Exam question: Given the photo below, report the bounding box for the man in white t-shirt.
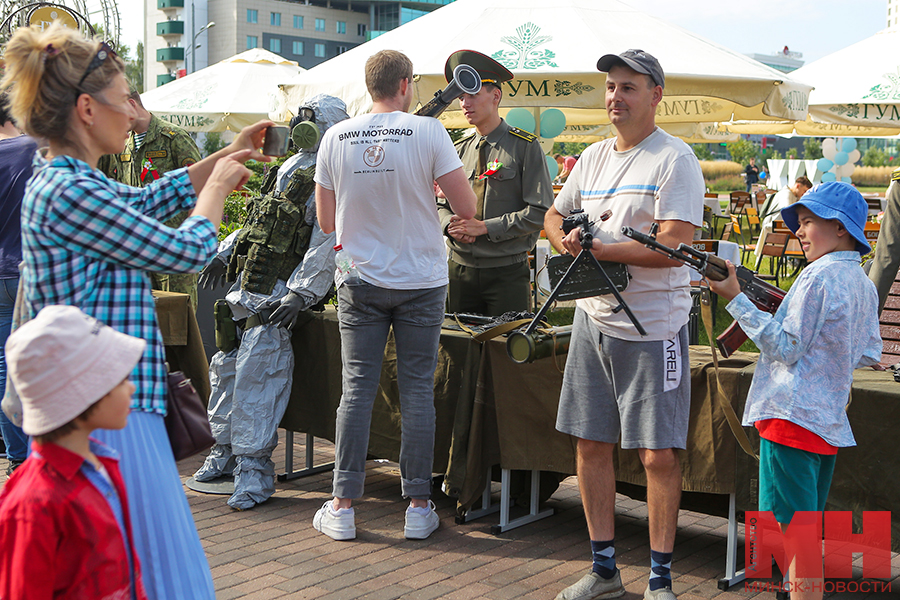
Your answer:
[312,50,476,542]
[545,50,704,600]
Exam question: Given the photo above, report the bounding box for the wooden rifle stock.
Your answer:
[621,227,786,357]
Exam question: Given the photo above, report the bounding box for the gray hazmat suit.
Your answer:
[193,95,349,510]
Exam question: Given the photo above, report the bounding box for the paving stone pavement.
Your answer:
[2,433,897,599]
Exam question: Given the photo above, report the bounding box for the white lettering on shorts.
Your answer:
[663,338,681,392]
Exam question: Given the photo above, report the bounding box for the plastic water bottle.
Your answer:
[333,244,360,285]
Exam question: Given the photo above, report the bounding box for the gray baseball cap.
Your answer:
[597,49,665,89]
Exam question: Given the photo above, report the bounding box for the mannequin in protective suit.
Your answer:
[193,95,350,510]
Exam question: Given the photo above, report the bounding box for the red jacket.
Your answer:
[0,440,147,600]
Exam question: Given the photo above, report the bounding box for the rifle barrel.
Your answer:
[621,227,704,270]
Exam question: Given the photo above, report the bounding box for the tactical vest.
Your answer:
[226,166,317,295]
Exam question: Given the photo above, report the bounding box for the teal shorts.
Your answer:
[759,437,837,524]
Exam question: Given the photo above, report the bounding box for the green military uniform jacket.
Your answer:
[869,166,900,313]
[98,114,203,305]
[437,119,553,268]
[99,114,201,186]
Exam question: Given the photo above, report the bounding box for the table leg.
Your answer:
[277,431,335,482]
[458,468,556,533]
[717,492,747,590]
[455,471,501,523]
[490,469,555,535]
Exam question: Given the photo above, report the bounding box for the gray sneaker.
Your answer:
[555,571,625,600]
[644,586,677,600]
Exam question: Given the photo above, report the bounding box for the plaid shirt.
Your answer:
[21,153,217,414]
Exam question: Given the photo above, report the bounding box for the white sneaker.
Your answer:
[313,501,356,540]
[404,500,440,539]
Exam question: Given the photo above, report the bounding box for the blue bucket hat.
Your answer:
[780,181,870,255]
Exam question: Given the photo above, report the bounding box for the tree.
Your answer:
[725,138,758,166]
[691,144,714,160]
[862,146,889,167]
[202,132,227,157]
[88,24,142,92]
[447,128,467,143]
[551,141,589,156]
[126,42,144,93]
[803,138,822,160]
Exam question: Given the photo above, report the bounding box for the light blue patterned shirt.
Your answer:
[21,152,217,414]
[726,251,882,447]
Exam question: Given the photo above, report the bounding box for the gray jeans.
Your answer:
[333,280,446,500]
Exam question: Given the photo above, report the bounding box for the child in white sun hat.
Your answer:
[0,305,148,600]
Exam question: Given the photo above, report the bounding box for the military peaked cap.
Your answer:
[444,50,513,87]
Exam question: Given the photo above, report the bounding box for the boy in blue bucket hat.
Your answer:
[708,181,882,600]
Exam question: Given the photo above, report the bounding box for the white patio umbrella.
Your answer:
[143,48,305,132]
[272,0,811,130]
[724,28,900,136]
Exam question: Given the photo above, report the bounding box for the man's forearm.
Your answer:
[544,207,565,253]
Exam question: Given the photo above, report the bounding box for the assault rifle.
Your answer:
[621,224,786,357]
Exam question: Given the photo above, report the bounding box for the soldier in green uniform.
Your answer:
[869,166,900,313]
[99,90,202,307]
[436,51,554,316]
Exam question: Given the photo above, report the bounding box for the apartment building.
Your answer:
[146,0,453,89]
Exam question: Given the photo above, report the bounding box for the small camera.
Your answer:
[561,209,591,235]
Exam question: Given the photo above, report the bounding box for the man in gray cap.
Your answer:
[545,50,704,600]
[436,50,553,316]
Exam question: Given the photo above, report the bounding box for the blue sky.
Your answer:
[118,0,888,67]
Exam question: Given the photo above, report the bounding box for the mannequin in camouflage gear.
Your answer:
[193,95,349,510]
[98,91,202,307]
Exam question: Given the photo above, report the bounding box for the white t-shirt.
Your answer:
[554,127,705,341]
[315,111,463,289]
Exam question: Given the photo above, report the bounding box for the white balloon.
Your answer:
[839,163,856,178]
[848,149,861,164]
[539,136,555,154]
[822,138,837,160]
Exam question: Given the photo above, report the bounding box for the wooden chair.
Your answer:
[745,206,761,238]
[719,221,733,241]
[863,195,883,216]
[755,190,767,211]
[730,215,755,264]
[729,191,751,216]
[772,219,807,277]
[755,232,790,288]
[703,192,728,237]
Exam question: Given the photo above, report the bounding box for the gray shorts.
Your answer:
[556,308,691,449]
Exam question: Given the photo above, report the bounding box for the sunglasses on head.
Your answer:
[77,41,117,90]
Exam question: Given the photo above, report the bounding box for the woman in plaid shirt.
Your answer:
[2,24,271,599]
